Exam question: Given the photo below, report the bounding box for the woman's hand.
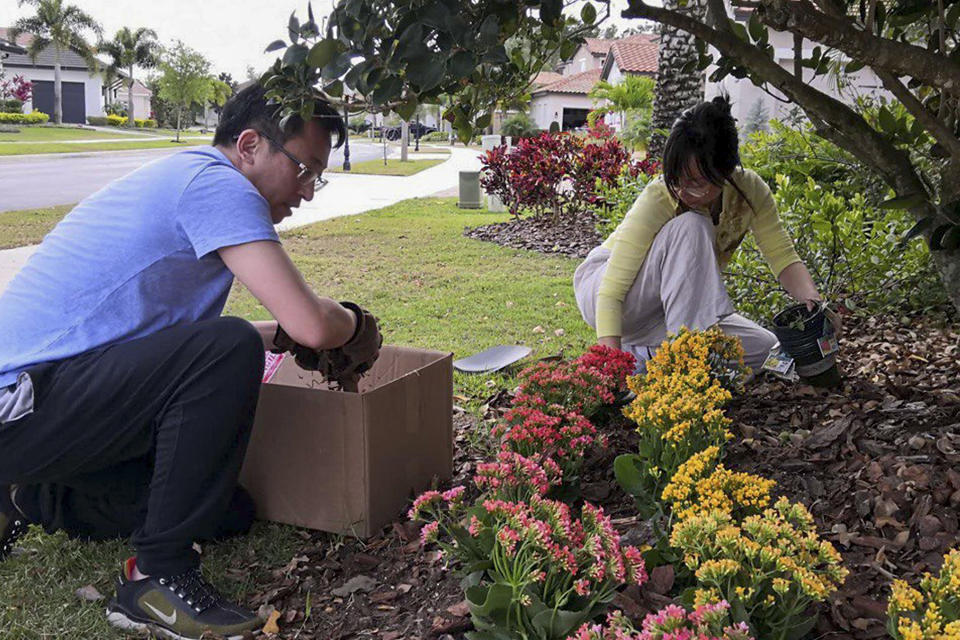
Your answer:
[804,298,843,339]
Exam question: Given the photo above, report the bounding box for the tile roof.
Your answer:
[531,70,563,87]
[533,69,602,95]
[609,36,659,74]
[584,33,658,58]
[584,38,616,56]
[0,27,96,71]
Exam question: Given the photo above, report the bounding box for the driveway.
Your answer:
[0,141,386,212]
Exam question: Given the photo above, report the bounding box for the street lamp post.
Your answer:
[342,96,351,172]
[415,113,420,152]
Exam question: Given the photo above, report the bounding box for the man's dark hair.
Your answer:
[662,94,751,213]
[213,83,346,149]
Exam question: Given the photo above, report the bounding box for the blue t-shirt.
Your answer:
[0,146,279,387]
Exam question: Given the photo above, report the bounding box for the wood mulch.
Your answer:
[463,212,603,258]
[243,300,959,639]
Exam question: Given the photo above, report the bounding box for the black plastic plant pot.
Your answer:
[771,302,842,388]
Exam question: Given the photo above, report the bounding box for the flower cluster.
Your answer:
[888,548,960,640]
[475,450,562,503]
[568,602,755,640]
[670,499,848,639]
[515,359,616,417]
[495,405,601,479]
[576,344,637,394]
[478,496,647,599]
[616,329,743,513]
[661,446,775,523]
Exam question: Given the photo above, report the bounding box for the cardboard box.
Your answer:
[239,345,454,537]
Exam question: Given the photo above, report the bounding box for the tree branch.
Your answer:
[622,0,924,197]
[757,0,960,92]
[874,68,960,159]
[705,0,732,32]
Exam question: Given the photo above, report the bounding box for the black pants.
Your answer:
[0,317,264,576]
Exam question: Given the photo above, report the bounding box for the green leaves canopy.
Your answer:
[259,0,608,140]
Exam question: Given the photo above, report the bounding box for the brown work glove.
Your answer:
[271,302,382,385]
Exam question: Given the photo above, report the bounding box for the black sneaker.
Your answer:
[0,485,28,561]
[106,558,262,640]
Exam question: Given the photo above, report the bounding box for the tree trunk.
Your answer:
[401,120,409,161]
[127,66,135,127]
[53,48,62,125]
[647,0,707,159]
[176,106,181,143]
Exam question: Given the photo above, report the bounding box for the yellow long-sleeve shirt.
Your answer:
[595,168,801,338]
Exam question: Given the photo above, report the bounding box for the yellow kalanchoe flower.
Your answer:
[671,502,848,639]
[888,549,960,640]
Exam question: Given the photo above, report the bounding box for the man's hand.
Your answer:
[334,302,382,377]
[272,302,382,389]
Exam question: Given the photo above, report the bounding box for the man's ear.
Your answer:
[235,129,263,166]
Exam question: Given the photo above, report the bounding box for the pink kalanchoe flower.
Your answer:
[576,345,637,393]
[441,485,466,503]
[419,521,440,545]
[574,578,591,596]
[408,490,441,520]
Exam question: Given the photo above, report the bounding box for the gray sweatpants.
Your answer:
[574,211,777,373]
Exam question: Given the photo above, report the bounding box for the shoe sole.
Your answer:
[0,517,28,561]
[106,601,253,640]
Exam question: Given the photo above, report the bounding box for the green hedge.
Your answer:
[0,99,23,114]
[92,114,157,128]
[0,111,50,125]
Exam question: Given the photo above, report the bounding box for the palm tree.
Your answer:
[588,75,655,125]
[98,27,159,127]
[646,0,707,159]
[11,0,101,125]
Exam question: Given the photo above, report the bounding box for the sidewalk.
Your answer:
[0,145,482,294]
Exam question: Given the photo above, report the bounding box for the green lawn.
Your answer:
[0,204,72,247]
[0,197,595,637]
[0,126,147,142]
[0,139,211,156]
[327,157,447,175]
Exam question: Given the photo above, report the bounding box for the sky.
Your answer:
[3,0,650,81]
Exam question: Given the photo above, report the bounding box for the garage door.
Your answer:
[32,80,86,124]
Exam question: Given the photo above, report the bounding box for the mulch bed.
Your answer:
[463,212,602,258]
[244,312,959,639]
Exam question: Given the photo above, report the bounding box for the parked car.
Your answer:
[377,122,438,141]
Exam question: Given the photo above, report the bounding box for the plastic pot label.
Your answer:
[817,334,839,358]
[762,346,798,381]
[263,351,286,383]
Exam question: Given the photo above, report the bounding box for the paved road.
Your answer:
[0,141,385,212]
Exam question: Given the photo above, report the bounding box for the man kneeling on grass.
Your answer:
[0,84,381,640]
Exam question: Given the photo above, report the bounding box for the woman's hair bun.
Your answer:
[710,94,732,116]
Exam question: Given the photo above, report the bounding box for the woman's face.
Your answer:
[676,158,724,211]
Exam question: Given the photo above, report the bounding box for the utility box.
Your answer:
[240,346,454,537]
[458,170,482,209]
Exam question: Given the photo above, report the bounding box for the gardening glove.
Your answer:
[329,301,383,378]
[271,303,382,388]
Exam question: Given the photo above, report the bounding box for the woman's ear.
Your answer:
[235,129,262,166]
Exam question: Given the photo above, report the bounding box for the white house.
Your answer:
[705,8,894,128]
[103,75,153,121]
[529,69,602,131]
[530,34,660,132]
[0,27,105,124]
